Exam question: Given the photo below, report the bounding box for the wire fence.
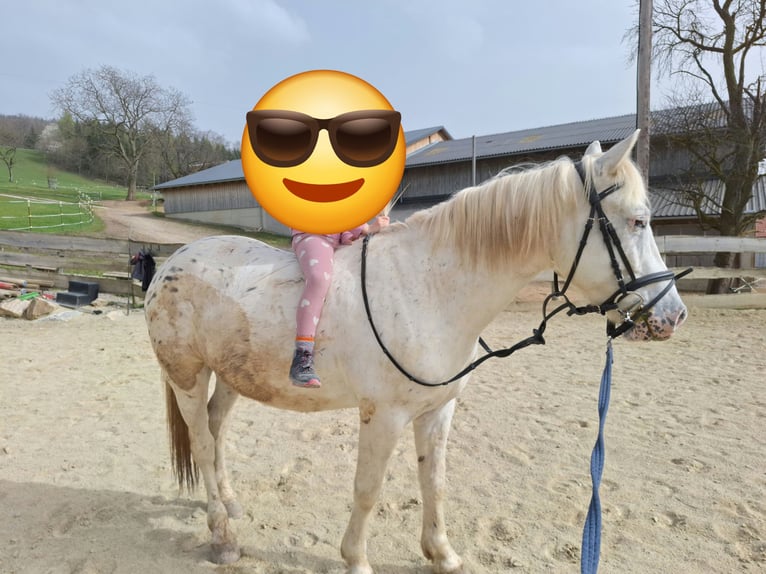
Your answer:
[15,180,105,202]
[0,191,96,231]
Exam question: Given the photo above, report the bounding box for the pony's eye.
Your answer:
[631,218,647,230]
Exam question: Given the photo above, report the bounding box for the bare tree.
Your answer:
[50,65,192,200]
[0,114,47,150]
[0,144,16,182]
[648,0,766,290]
[153,126,236,181]
[0,126,22,183]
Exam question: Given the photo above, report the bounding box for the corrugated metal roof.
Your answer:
[154,127,452,190]
[403,102,757,169]
[154,160,244,190]
[650,176,766,218]
[650,100,759,134]
[406,114,638,167]
[153,109,766,211]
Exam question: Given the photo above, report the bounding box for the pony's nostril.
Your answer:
[674,308,688,328]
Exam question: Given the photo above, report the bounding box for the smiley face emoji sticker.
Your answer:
[242,70,406,234]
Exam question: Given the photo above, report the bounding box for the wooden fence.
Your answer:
[0,230,183,298]
[1,231,765,308]
[658,236,766,309]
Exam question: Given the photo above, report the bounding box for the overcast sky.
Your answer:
[2,0,661,147]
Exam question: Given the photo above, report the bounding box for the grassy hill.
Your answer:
[0,148,132,233]
[0,149,290,247]
[0,148,129,199]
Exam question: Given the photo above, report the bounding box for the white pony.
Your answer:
[144,131,687,574]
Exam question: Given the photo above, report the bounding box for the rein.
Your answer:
[360,160,691,387]
[581,338,613,574]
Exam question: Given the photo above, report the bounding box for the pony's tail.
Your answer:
[164,373,199,492]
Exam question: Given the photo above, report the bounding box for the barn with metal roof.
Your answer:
[153,126,453,234]
[396,113,766,237]
[153,114,765,238]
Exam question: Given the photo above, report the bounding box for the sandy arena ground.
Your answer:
[1,296,764,573]
[1,202,764,572]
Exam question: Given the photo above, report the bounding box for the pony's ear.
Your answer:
[584,140,602,156]
[595,129,639,175]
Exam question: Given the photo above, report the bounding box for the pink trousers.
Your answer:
[292,234,335,340]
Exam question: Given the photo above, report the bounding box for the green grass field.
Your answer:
[0,148,130,199]
[0,148,136,232]
[0,195,95,231]
[0,148,291,247]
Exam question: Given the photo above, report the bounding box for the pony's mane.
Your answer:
[405,154,648,270]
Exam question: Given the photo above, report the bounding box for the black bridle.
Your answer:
[556,161,692,338]
[360,160,692,388]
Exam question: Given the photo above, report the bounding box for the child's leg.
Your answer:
[290,235,334,387]
[294,235,334,341]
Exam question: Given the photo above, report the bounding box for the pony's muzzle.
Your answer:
[621,305,687,341]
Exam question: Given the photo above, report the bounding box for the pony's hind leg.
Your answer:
[207,377,242,519]
[413,400,464,574]
[166,368,240,564]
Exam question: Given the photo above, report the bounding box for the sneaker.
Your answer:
[289,348,321,388]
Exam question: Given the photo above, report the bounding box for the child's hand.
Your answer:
[369,216,390,234]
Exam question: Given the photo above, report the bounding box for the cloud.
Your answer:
[383,0,485,63]
[440,16,484,62]
[224,0,310,45]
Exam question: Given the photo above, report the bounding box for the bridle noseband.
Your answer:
[360,160,692,387]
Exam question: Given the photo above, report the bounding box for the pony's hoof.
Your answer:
[435,566,466,574]
[433,557,466,574]
[345,566,373,574]
[224,499,243,519]
[211,542,241,564]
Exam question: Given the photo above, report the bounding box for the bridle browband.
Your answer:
[360,160,692,387]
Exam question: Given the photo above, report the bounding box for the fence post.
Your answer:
[27,199,32,230]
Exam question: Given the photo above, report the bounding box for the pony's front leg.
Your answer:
[341,403,409,574]
[414,399,464,574]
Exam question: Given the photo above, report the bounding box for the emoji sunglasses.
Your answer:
[246,109,401,168]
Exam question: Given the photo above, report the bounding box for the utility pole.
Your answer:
[636,0,653,184]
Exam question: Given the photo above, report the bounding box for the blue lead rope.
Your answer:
[581,339,614,574]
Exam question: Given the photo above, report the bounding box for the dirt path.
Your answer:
[91,200,230,244]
